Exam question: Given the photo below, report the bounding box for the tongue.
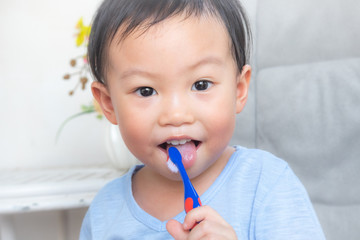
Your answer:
[169,141,197,168]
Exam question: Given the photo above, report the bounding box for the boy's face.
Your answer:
[92,15,251,180]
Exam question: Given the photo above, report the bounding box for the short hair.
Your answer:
[88,0,252,84]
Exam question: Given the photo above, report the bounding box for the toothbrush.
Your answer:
[168,147,202,213]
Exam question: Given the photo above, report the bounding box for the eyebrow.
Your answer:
[188,56,224,70]
[119,56,224,80]
[120,68,157,80]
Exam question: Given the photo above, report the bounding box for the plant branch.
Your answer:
[55,109,95,144]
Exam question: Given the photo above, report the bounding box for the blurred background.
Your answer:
[0,0,107,171]
[0,0,116,239]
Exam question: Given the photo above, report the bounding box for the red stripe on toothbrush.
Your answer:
[185,197,193,213]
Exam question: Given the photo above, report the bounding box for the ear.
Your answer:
[235,65,251,114]
[91,81,118,124]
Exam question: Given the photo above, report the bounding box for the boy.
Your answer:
[80,0,325,239]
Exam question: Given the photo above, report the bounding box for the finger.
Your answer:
[183,205,223,230]
[183,206,205,230]
[184,206,237,239]
[187,220,215,240]
[187,219,237,240]
[166,219,189,240]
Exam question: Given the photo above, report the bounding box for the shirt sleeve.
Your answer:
[79,210,92,240]
[255,166,326,240]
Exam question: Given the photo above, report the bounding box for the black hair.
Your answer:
[88,0,252,84]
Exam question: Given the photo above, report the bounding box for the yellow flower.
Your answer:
[75,17,91,47]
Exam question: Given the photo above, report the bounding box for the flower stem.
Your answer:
[55,109,95,144]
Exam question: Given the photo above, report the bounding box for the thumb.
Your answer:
[166,219,189,240]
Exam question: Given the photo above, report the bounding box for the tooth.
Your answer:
[167,140,179,145]
[166,139,191,146]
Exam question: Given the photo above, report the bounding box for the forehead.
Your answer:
[107,14,233,74]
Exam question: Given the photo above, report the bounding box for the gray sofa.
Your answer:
[232,0,360,239]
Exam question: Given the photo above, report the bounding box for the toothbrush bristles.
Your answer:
[167,159,179,173]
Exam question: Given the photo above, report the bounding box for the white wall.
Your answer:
[0,1,112,239]
[0,0,112,170]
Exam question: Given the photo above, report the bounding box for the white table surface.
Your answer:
[0,166,126,214]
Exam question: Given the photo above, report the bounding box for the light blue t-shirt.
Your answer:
[80,146,325,239]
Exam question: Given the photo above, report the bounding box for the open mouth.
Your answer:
[158,139,201,151]
[160,139,201,171]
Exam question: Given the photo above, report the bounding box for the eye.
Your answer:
[192,80,213,91]
[135,87,157,97]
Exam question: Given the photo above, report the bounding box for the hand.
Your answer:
[166,205,237,240]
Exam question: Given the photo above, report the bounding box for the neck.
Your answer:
[132,168,184,221]
[131,146,235,221]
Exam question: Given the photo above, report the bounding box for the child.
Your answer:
[80,0,325,239]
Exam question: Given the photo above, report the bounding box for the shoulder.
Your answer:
[93,171,128,202]
[79,166,139,239]
[89,166,138,209]
[231,146,290,186]
[232,147,325,239]
[87,166,137,220]
[232,146,307,206]
[222,146,299,215]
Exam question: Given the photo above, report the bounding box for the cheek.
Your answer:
[204,100,236,140]
[114,103,150,154]
[210,111,236,141]
[204,91,237,142]
[117,117,142,151]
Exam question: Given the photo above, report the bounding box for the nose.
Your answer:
[158,94,195,127]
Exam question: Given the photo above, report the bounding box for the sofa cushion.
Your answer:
[256,0,360,69]
[256,57,360,206]
[313,203,360,240]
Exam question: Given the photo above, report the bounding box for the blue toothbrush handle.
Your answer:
[168,147,202,213]
[178,166,202,213]
[178,161,202,230]
[183,177,202,213]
